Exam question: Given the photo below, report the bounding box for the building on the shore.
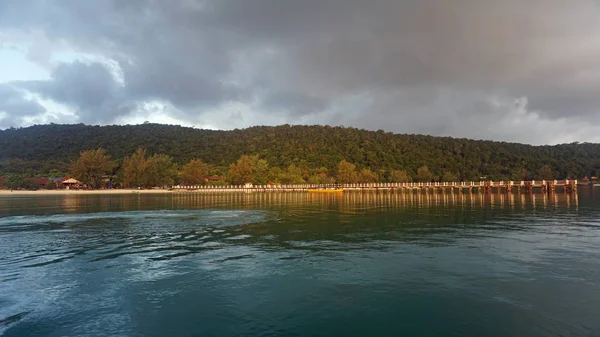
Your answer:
[60,178,82,190]
[53,177,66,188]
[24,178,51,189]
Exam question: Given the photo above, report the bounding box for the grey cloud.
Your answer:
[17,61,128,123]
[1,0,600,143]
[0,84,46,127]
[260,91,330,117]
[2,0,248,113]
[120,57,244,108]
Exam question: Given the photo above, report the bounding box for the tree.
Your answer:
[3,175,26,190]
[4,177,41,190]
[336,160,358,183]
[123,149,177,187]
[254,158,269,185]
[308,174,335,184]
[23,179,40,190]
[278,164,306,184]
[4,124,600,181]
[378,169,387,182]
[308,167,336,184]
[389,169,412,183]
[48,169,66,178]
[146,154,177,187]
[70,148,114,188]
[538,164,555,180]
[179,159,209,185]
[123,148,148,188]
[357,168,379,183]
[415,165,434,182]
[441,171,459,182]
[511,168,529,181]
[268,167,284,184]
[228,155,269,185]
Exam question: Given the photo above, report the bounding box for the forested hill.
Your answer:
[1,123,599,180]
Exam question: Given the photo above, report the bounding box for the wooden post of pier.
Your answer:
[565,180,577,193]
[541,180,548,194]
[484,180,492,194]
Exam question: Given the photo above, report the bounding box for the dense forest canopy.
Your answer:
[1,123,599,182]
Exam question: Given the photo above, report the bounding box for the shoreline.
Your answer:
[0,189,174,196]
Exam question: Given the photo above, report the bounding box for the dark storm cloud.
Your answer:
[17,61,129,123]
[120,56,245,108]
[1,0,600,143]
[261,91,330,116]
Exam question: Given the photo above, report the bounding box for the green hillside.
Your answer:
[0,123,598,181]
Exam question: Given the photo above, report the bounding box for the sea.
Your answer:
[1,190,599,336]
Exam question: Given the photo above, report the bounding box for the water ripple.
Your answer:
[1,193,599,337]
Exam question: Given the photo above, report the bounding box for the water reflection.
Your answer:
[0,191,595,266]
[0,190,584,219]
[165,191,581,216]
[0,191,590,259]
[1,191,600,337]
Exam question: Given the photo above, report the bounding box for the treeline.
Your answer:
[60,148,563,188]
[1,123,599,181]
[0,176,46,190]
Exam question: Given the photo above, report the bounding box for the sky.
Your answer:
[1,0,600,145]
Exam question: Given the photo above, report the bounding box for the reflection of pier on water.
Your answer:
[0,190,581,219]
[170,189,579,211]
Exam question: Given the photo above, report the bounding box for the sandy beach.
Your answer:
[0,189,175,196]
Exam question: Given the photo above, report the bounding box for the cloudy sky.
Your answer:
[1,0,600,144]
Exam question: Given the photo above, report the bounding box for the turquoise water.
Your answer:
[1,191,599,336]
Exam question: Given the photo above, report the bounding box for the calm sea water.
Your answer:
[1,190,600,337]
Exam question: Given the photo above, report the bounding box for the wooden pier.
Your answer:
[172,180,578,194]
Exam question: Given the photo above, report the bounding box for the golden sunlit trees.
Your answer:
[389,169,412,182]
[336,162,379,184]
[278,164,306,184]
[179,159,209,185]
[123,148,148,187]
[69,148,114,188]
[336,160,358,183]
[415,165,434,182]
[228,155,269,185]
[357,168,379,183]
[123,148,177,188]
[146,154,178,187]
[307,167,336,184]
